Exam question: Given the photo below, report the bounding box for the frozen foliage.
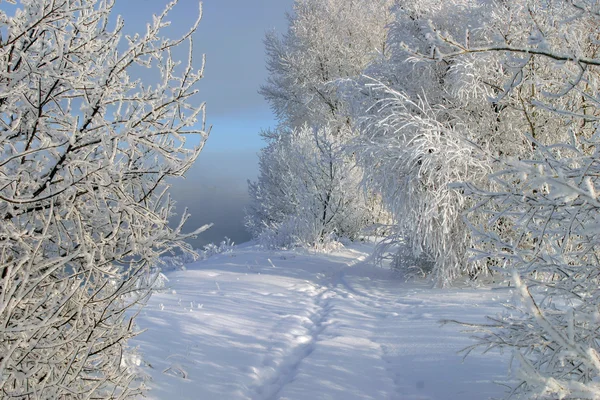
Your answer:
[354,83,493,285]
[349,0,595,285]
[158,238,235,272]
[0,0,207,398]
[260,0,394,129]
[428,0,600,397]
[247,0,393,250]
[246,125,379,249]
[202,237,235,259]
[462,140,600,399]
[348,0,510,285]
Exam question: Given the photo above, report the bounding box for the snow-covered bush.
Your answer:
[202,237,235,259]
[463,138,600,399]
[247,125,374,249]
[347,0,515,284]
[354,83,494,285]
[0,0,207,397]
[427,0,600,397]
[348,0,596,285]
[158,238,235,272]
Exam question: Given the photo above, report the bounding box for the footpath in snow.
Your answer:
[133,243,512,399]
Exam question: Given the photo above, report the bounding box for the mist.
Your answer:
[169,150,259,249]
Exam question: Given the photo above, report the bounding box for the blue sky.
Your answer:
[114,0,292,150]
[113,0,294,246]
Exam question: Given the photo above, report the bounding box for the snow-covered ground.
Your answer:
[133,243,512,399]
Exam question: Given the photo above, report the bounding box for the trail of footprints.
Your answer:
[251,262,424,399]
[251,284,336,400]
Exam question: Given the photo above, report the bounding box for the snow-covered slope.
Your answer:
[133,243,511,399]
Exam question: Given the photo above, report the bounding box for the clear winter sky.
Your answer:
[113,0,294,248]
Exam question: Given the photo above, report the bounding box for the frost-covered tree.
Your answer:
[246,125,378,249]
[462,140,600,399]
[425,0,600,397]
[348,0,515,284]
[0,0,207,397]
[247,0,393,248]
[353,83,494,284]
[261,0,394,130]
[349,0,591,284]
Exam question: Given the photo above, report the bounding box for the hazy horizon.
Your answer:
[114,0,293,249]
[169,149,260,249]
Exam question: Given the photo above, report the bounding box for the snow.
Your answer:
[133,242,512,399]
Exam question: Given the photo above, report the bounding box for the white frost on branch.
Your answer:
[0,0,207,397]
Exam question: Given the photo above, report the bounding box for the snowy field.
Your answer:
[133,243,513,399]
